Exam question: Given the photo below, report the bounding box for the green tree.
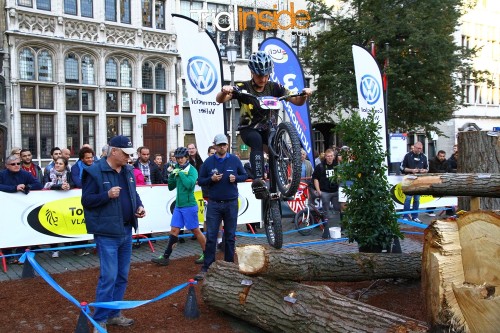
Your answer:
[302,0,481,133]
[335,109,402,251]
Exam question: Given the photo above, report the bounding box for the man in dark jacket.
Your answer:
[400,142,428,222]
[134,146,162,185]
[195,134,247,281]
[0,154,43,263]
[429,150,450,173]
[82,135,145,332]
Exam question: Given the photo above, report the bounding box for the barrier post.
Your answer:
[75,302,90,333]
[21,250,35,278]
[183,279,200,319]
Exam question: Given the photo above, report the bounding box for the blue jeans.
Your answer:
[93,226,133,322]
[404,195,421,219]
[202,199,238,272]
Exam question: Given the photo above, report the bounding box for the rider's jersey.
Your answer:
[234,81,289,130]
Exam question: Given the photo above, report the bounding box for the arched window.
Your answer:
[18,46,56,161]
[141,59,170,114]
[106,58,118,86]
[106,56,134,114]
[64,52,96,111]
[38,50,53,82]
[19,48,35,80]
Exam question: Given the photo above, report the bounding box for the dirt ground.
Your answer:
[0,233,425,333]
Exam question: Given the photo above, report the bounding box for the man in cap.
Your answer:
[81,135,146,332]
[194,134,247,281]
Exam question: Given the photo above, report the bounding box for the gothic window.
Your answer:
[19,47,54,110]
[106,56,133,113]
[21,114,54,159]
[107,116,133,143]
[37,0,51,10]
[64,52,96,111]
[64,0,77,15]
[142,60,170,114]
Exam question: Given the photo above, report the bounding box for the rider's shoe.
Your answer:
[251,178,269,200]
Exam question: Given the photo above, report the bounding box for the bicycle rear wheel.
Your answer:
[263,200,283,249]
[273,122,302,198]
[294,208,313,236]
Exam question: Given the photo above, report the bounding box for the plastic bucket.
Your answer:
[329,227,341,239]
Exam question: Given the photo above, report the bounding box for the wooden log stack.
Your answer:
[201,246,427,333]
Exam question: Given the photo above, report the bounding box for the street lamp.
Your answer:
[226,39,239,154]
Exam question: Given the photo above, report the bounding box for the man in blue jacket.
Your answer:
[194,134,247,281]
[81,135,146,332]
[0,154,43,193]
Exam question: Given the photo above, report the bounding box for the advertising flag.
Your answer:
[172,14,225,157]
[352,45,388,162]
[259,38,315,165]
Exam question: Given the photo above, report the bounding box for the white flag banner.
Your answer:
[172,15,225,156]
[352,45,388,159]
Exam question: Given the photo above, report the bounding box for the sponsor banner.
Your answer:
[352,45,388,163]
[0,183,261,248]
[259,38,315,165]
[172,14,225,157]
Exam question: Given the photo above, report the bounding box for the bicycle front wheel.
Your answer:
[273,122,302,198]
[294,208,313,236]
[263,200,283,249]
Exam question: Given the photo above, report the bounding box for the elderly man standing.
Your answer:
[82,135,146,332]
[400,141,428,222]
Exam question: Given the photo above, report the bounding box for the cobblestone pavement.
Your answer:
[0,213,431,282]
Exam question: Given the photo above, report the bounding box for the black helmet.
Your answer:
[248,51,273,76]
[174,147,189,158]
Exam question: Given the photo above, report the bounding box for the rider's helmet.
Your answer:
[174,147,189,158]
[248,51,273,76]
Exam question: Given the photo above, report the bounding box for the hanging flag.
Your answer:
[172,14,225,157]
[352,44,388,164]
[259,38,315,166]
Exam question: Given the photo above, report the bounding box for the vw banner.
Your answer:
[352,45,388,162]
[259,38,315,166]
[172,15,225,157]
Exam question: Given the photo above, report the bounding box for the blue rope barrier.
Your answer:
[397,218,427,229]
[396,207,448,215]
[19,251,194,333]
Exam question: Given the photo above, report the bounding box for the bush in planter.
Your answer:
[335,109,402,252]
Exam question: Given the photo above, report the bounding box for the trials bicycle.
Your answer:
[232,87,304,249]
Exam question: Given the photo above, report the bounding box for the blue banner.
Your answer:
[259,38,315,166]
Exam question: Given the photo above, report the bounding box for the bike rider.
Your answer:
[215,51,312,194]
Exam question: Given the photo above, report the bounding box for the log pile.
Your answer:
[201,246,427,333]
[422,211,500,333]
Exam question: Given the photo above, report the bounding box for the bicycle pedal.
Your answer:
[251,179,269,200]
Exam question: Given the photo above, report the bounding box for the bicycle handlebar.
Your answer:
[232,86,306,101]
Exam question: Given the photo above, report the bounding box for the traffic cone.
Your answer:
[74,302,90,333]
[183,279,200,319]
[21,253,35,279]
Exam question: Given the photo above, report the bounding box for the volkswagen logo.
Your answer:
[360,74,381,105]
[187,56,218,95]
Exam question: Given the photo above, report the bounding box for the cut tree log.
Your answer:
[401,173,500,197]
[201,260,428,333]
[422,212,500,333]
[458,130,500,210]
[235,245,421,281]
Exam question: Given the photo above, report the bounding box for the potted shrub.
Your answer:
[334,110,402,252]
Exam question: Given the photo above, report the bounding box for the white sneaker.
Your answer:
[427,213,436,217]
[93,322,106,333]
[52,251,60,258]
[413,218,422,223]
[107,315,134,326]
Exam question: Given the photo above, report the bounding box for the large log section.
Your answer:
[422,211,500,333]
[202,261,428,333]
[235,245,421,281]
[401,173,500,197]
